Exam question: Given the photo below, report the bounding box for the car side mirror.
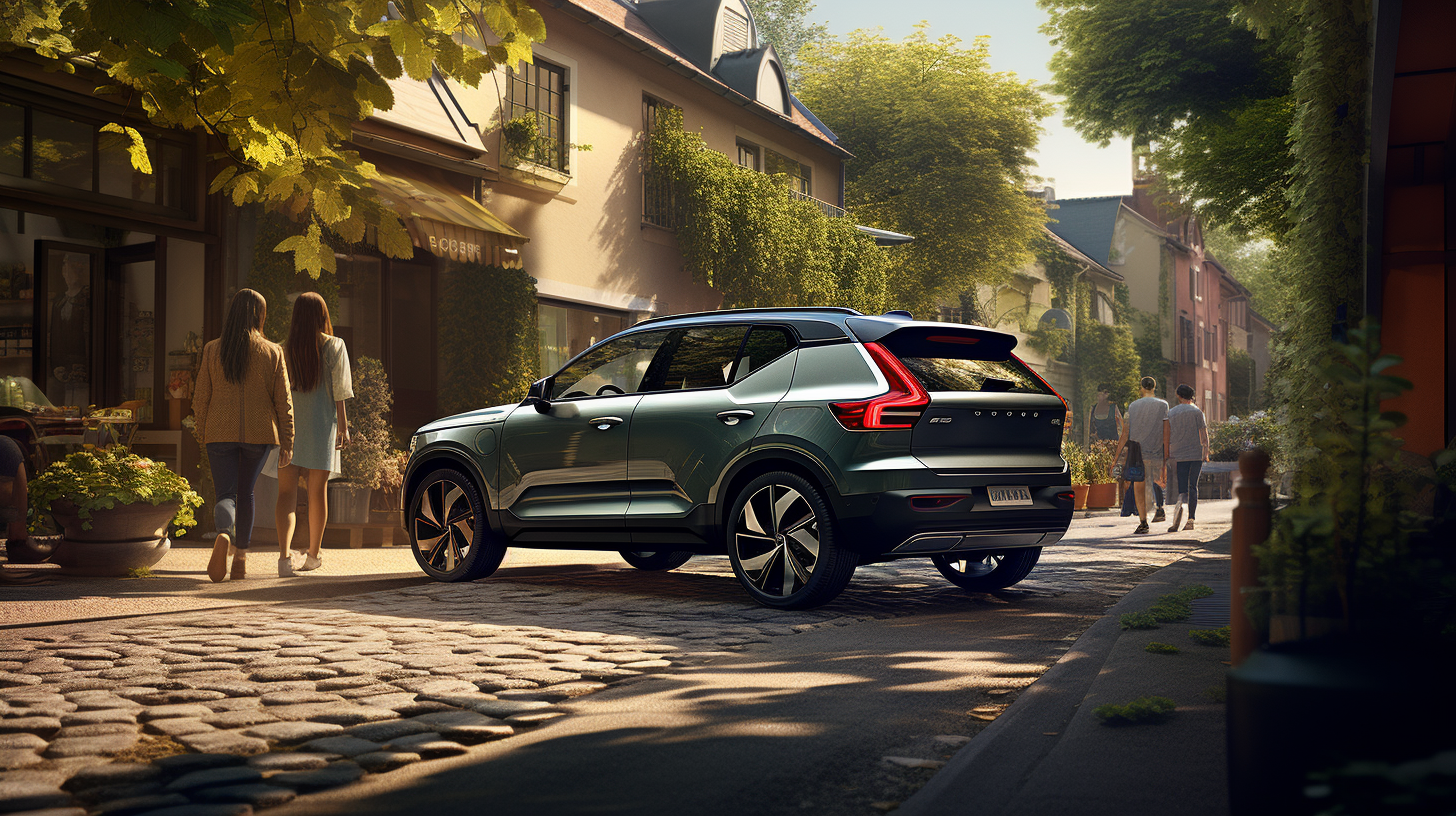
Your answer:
[524,377,553,414]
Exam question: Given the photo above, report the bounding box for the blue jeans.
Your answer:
[1175,460,1204,519]
[207,442,274,551]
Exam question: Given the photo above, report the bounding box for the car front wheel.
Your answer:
[930,548,1041,591]
[727,471,856,610]
[407,468,506,582]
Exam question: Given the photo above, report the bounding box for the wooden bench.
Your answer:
[329,520,405,549]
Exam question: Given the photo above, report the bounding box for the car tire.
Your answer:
[930,548,1042,591]
[727,471,856,610]
[619,550,694,571]
[407,468,505,582]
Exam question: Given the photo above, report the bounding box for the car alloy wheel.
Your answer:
[728,471,856,609]
[930,548,1042,591]
[407,468,505,582]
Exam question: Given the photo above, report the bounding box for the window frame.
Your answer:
[642,94,682,229]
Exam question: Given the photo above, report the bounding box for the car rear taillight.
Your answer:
[831,342,930,430]
[1013,353,1069,417]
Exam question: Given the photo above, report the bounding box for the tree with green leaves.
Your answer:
[1040,0,1296,240]
[744,0,827,81]
[2,0,545,277]
[796,26,1052,316]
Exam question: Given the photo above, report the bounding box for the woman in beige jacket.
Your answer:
[193,289,294,582]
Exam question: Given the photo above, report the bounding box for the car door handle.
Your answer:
[588,416,624,430]
[717,409,755,426]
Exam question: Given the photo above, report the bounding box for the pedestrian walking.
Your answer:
[1111,376,1169,534]
[193,289,293,582]
[273,293,352,577]
[1089,383,1123,443]
[1166,383,1209,532]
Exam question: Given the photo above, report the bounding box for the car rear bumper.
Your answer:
[833,483,1073,557]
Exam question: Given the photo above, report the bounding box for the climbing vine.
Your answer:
[437,262,539,417]
[647,107,887,312]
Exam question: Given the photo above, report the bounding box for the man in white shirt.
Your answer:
[1111,376,1169,534]
[1165,384,1210,532]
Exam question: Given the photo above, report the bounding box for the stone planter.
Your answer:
[1071,484,1089,510]
[1085,482,1118,509]
[46,499,178,576]
[50,498,180,542]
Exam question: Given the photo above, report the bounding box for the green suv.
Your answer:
[403,308,1073,609]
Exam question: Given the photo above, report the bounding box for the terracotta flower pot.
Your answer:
[1085,482,1118,509]
[1071,484,1089,510]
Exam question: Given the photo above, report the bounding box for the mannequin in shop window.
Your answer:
[49,253,90,406]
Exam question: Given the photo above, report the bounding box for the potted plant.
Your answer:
[334,356,393,523]
[1062,437,1089,510]
[1084,439,1118,509]
[1227,321,1456,815]
[29,446,202,575]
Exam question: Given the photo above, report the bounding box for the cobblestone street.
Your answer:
[1,505,1232,816]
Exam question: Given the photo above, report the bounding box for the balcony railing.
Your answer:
[789,188,847,218]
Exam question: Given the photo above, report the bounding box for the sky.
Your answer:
[814,0,1133,199]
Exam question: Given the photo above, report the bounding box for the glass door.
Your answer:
[104,242,162,424]
[36,241,103,410]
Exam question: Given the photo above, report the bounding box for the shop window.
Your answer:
[0,103,21,177]
[32,111,94,191]
[333,255,383,364]
[538,300,627,377]
[99,135,158,202]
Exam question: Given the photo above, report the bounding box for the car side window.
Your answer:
[731,326,794,382]
[644,325,750,392]
[551,330,669,400]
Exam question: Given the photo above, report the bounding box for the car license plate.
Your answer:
[987,486,1033,507]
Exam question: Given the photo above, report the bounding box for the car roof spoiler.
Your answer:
[844,317,1019,360]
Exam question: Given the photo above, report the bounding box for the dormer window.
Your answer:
[722,7,751,52]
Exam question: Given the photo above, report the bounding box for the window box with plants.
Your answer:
[498,116,585,193]
[30,446,202,576]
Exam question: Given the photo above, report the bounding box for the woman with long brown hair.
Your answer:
[274,292,351,576]
[193,288,293,582]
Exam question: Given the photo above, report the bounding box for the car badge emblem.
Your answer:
[1051,418,1062,426]
[929,416,952,424]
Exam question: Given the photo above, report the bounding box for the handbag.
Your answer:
[1123,441,1146,482]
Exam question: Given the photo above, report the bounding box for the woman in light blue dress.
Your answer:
[273,292,352,577]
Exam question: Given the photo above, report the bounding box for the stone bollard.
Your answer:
[1230,448,1270,667]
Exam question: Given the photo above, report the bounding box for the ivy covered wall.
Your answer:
[436,262,539,417]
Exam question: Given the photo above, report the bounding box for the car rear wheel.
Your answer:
[619,550,694,571]
[727,471,856,610]
[930,548,1041,591]
[407,468,505,582]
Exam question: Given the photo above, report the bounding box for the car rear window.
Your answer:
[896,356,1051,395]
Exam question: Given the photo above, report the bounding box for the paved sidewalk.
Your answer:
[899,531,1233,816]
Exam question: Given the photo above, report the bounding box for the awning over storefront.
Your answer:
[371,173,529,268]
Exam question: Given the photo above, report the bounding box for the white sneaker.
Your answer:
[278,555,296,578]
[1168,499,1185,533]
[299,554,322,572]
